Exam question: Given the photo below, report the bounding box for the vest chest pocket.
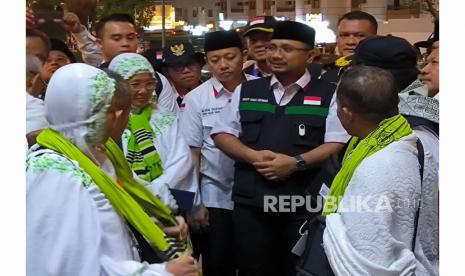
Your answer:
[291,117,325,148]
[240,112,264,143]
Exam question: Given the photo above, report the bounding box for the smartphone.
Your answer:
[31,3,63,21]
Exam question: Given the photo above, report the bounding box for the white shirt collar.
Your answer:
[211,74,255,97]
[270,69,311,91]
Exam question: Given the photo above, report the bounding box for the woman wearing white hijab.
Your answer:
[109,53,200,212]
[26,63,199,276]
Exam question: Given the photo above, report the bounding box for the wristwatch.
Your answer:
[294,154,307,171]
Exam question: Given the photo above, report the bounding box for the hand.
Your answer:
[110,109,130,141]
[40,61,59,83]
[54,12,84,33]
[29,74,47,98]
[253,153,297,181]
[163,216,189,240]
[165,255,200,276]
[189,205,209,233]
[26,8,39,29]
[250,150,277,163]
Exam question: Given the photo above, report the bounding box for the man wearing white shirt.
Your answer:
[59,12,179,114]
[211,21,349,276]
[179,30,254,276]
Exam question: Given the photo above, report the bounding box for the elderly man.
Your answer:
[322,65,438,275]
[211,21,347,276]
[351,35,439,178]
[242,16,277,77]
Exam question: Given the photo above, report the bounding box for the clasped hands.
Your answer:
[251,150,298,181]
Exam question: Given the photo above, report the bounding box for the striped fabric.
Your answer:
[126,105,164,182]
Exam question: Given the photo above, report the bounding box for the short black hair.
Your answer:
[337,65,399,123]
[26,28,51,52]
[96,13,136,38]
[338,11,378,33]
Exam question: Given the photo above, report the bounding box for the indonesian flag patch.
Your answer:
[303,96,321,106]
[250,16,265,26]
[156,51,163,60]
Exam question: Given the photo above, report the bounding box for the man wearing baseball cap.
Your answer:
[212,21,348,276]
[161,42,206,106]
[242,16,277,77]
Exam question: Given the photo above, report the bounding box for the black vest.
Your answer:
[233,76,336,208]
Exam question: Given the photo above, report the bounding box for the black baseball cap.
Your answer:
[162,42,205,66]
[243,16,278,37]
[351,35,418,70]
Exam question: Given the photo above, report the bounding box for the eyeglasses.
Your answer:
[265,45,311,54]
[169,61,200,73]
[128,80,157,91]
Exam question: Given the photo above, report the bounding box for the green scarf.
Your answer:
[126,105,164,182]
[36,128,185,259]
[322,115,413,216]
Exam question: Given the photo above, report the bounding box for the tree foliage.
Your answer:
[27,0,158,30]
[97,0,158,30]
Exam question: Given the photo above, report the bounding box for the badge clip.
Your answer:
[298,124,306,136]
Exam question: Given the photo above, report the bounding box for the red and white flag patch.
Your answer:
[303,96,321,106]
[250,16,265,26]
[156,51,163,60]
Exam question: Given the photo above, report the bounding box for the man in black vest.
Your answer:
[211,21,348,276]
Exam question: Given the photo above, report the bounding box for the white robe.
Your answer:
[122,109,200,211]
[323,134,439,276]
[26,146,173,276]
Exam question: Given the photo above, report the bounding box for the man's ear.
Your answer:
[96,38,103,50]
[341,106,354,122]
[306,49,316,64]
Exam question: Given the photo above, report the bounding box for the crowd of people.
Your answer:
[26,7,439,276]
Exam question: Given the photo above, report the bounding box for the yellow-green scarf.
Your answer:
[322,115,413,216]
[126,105,164,182]
[37,128,185,259]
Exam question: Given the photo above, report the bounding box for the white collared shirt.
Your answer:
[179,74,257,210]
[210,70,350,143]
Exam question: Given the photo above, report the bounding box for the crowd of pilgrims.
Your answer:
[26,7,439,276]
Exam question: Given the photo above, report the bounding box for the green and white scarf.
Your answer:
[322,114,413,215]
[126,105,164,182]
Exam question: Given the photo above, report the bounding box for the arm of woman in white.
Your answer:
[26,160,172,276]
[322,142,428,276]
[150,111,200,206]
[156,73,180,114]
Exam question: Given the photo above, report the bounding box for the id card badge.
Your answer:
[291,230,308,256]
[319,183,330,202]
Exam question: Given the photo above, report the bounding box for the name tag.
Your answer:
[291,230,308,256]
[319,183,330,200]
[242,97,268,103]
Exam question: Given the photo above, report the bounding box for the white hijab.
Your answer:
[44,63,116,161]
[108,52,156,80]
